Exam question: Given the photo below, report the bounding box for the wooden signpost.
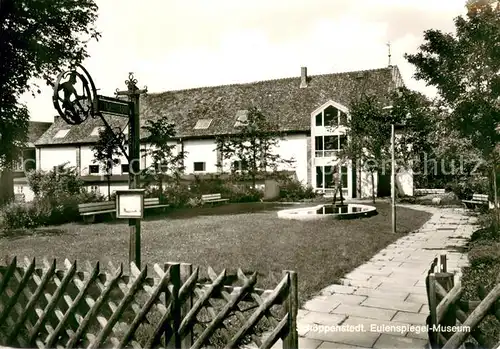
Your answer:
[53,66,147,269]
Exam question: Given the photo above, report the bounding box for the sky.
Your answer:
[22,0,468,122]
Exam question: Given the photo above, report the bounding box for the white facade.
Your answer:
[30,106,413,201]
[216,134,308,184]
[270,134,308,184]
[37,147,78,171]
[32,136,309,199]
[184,139,218,174]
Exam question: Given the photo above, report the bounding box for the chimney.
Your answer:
[300,66,308,88]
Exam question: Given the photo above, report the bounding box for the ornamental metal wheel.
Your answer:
[52,65,98,125]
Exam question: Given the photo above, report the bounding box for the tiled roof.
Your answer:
[26,121,52,147]
[35,66,403,146]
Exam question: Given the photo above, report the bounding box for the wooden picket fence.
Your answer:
[426,255,500,349]
[0,257,298,349]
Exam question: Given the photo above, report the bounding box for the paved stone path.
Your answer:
[280,205,476,348]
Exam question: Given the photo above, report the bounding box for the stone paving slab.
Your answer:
[303,298,341,313]
[320,284,357,295]
[317,342,366,349]
[293,206,474,348]
[338,278,383,289]
[406,328,430,340]
[353,287,410,301]
[305,327,381,348]
[406,293,429,305]
[392,311,429,325]
[377,283,428,295]
[301,311,347,326]
[321,294,368,305]
[331,304,397,321]
[373,334,428,348]
[360,297,423,313]
[341,316,413,337]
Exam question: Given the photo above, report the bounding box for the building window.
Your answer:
[121,164,129,174]
[194,119,212,130]
[234,110,249,127]
[324,106,337,127]
[193,162,206,172]
[339,111,348,125]
[314,135,347,157]
[232,160,248,171]
[315,113,322,127]
[13,158,24,171]
[341,166,348,188]
[53,129,70,139]
[314,105,347,128]
[316,166,323,188]
[89,165,99,174]
[91,185,99,193]
[316,165,349,190]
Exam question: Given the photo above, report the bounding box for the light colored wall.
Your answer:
[360,169,378,199]
[397,169,413,196]
[184,139,218,174]
[38,147,78,171]
[36,135,308,188]
[270,134,308,184]
[218,135,307,184]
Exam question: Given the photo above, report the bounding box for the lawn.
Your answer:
[0,202,431,303]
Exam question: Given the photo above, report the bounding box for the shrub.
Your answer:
[445,176,489,200]
[468,241,500,267]
[188,175,231,197]
[27,164,84,199]
[226,185,263,203]
[279,179,316,201]
[162,183,193,208]
[0,202,40,230]
[0,165,106,228]
[460,189,500,343]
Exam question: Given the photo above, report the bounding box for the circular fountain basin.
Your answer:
[277,203,377,220]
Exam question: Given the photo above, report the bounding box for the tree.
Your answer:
[389,87,435,170]
[142,116,186,200]
[91,127,124,200]
[0,0,99,202]
[215,107,295,189]
[416,100,485,191]
[338,88,434,202]
[339,95,392,202]
[405,0,500,215]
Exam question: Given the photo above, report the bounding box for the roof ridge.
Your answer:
[144,66,393,96]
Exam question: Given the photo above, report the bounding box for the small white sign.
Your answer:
[116,189,145,219]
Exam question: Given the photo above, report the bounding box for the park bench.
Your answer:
[201,193,229,205]
[462,193,489,210]
[78,197,169,223]
[414,188,446,196]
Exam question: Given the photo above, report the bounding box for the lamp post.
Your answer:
[383,105,396,234]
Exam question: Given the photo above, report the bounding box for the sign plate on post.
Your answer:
[97,95,130,117]
[116,189,145,219]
